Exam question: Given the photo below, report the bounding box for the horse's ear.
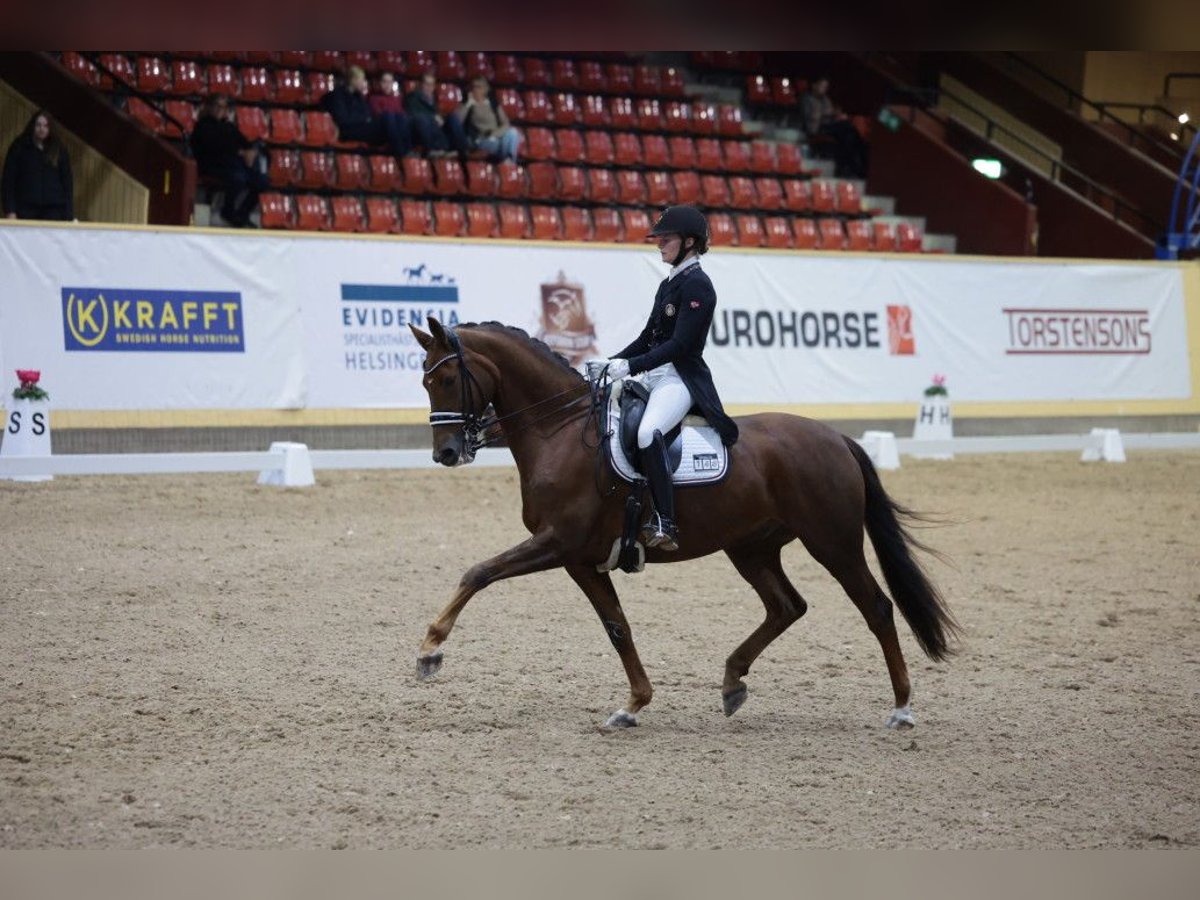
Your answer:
[409,324,435,350]
[426,316,449,345]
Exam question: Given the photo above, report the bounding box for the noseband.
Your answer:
[424,328,492,456]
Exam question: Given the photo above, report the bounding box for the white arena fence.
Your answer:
[3,432,1200,485]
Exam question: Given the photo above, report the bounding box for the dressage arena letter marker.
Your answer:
[860,431,901,470]
[257,442,316,487]
[1,398,53,482]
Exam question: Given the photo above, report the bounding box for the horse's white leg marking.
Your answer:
[604,707,638,728]
[886,705,915,729]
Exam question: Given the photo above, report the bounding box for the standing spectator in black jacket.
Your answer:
[190,94,268,228]
[322,65,412,158]
[403,72,469,158]
[2,109,74,221]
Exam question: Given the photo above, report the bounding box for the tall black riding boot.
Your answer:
[638,430,679,551]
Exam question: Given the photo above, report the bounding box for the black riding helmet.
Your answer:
[648,205,709,265]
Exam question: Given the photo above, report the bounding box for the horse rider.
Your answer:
[591,205,739,551]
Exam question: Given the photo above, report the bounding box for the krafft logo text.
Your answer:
[1003,308,1151,355]
[886,305,915,355]
[62,288,245,352]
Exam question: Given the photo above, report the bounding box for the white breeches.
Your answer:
[636,364,693,449]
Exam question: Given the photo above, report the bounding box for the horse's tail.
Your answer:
[843,436,961,661]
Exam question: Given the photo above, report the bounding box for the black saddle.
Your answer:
[617,380,705,475]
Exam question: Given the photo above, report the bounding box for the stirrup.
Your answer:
[640,512,679,552]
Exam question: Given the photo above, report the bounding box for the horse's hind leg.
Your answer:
[828,554,915,729]
[722,541,807,717]
[566,564,652,728]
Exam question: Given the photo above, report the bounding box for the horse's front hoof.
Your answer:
[604,708,638,728]
[416,649,444,680]
[722,686,748,717]
[886,706,915,730]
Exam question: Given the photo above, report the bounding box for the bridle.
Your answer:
[424,327,598,460]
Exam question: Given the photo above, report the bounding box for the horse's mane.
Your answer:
[457,321,585,383]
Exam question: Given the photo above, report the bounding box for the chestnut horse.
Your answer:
[410,318,959,729]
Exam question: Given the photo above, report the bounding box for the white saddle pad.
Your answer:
[606,379,730,486]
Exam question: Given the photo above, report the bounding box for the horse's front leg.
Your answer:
[565,564,652,728]
[416,531,562,679]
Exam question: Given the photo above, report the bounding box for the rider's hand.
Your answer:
[606,358,630,380]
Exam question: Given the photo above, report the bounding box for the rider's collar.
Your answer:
[669,256,701,281]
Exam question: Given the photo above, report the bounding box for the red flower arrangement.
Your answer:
[13,369,49,401]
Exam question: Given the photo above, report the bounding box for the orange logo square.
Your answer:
[887,305,915,355]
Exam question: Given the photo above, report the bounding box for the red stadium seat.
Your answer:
[818,218,846,250]
[496,161,528,198]
[642,134,670,168]
[562,207,593,241]
[98,53,134,90]
[690,101,717,135]
[493,54,521,85]
[554,129,585,163]
[722,140,750,172]
[345,51,376,74]
[522,57,550,87]
[170,59,204,95]
[619,208,651,243]
[897,222,924,252]
[737,215,766,247]
[581,94,610,128]
[404,51,433,75]
[437,82,463,117]
[378,51,406,74]
[432,201,466,237]
[334,153,368,190]
[365,197,399,233]
[277,51,311,68]
[783,179,811,212]
[295,194,331,231]
[616,170,647,205]
[558,166,587,201]
[661,66,686,98]
[258,193,295,229]
[579,61,607,93]
[700,174,730,208]
[432,158,466,195]
[745,75,771,106]
[268,148,301,186]
[614,132,642,167]
[592,208,624,242]
[436,51,465,81]
[273,69,306,104]
[716,104,744,137]
[136,56,170,93]
[873,221,898,251]
[775,143,804,176]
[728,176,757,209]
[666,136,696,169]
[60,52,100,87]
[646,170,675,207]
[607,63,634,95]
[835,181,863,215]
[310,51,344,72]
[523,90,552,124]
[671,171,701,204]
[586,168,616,203]
[399,199,432,235]
[609,96,636,130]
[498,203,531,238]
[527,161,559,200]
[240,66,273,102]
[633,64,661,96]
[235,106,268,142]
[466,202,499,238]
[845,219,873,251]
[708,212,736,246]
[635,98,663,131]
[770,76,798,106]
[465,160,498,197]
[297,151,334,188]
[584,131,614,165]
[530,205,563,240]
[694,138,722,171]
[368,154,400,192]
[302,111,339,147]
[400,157,433,194]
[763,216,794,249]
[551,92,581,126]
[494,88,526,122]
[307,72,337,106]
[207,64,239,96]
[749,141,775,173]
[126,98,163,133]
[754,177,783,210]
[163,100,196,138]
[523,127,555,161]
[810,180,835,214]
[663,101,691,133]
[331,196,365,232]
[268,109,303,145]
[464,51,494,81]
[793,218,819,249]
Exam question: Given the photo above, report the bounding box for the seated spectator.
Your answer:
[801,75,868,179]
[457,76,521,162]
[403,72,469,158]
[190,94,268,228]
[323,65,412,158]
[2,109,74,221]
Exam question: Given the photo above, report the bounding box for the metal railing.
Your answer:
[70,52,193,156]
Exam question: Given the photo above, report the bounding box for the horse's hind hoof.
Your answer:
[416,650,444,680]
[604,708,638,728]
[886,706,915,730]
[723,686,748,717]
